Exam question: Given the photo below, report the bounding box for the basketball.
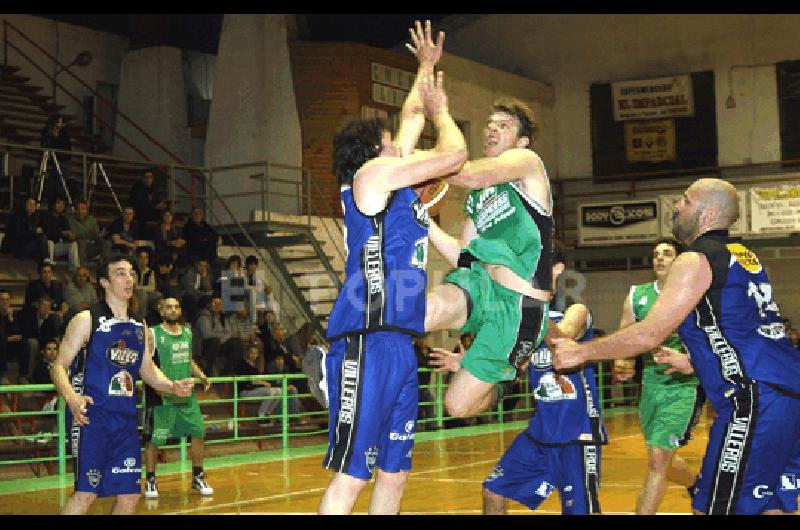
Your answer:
[414,178,449,216]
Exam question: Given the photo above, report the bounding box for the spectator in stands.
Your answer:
[145,293,164,327]
[154,258,178,298]
[19,295,60,384]
[284,322,315,362]
[134,248,160,316]
[67,200,110,266]
[193,295,226,376]
[108,206,140,255]
[181,257,214,323]
[31,337,58,385]
[1,197,48,263]
[225,255,243,276]
[40,114,74,205]
[128,170,161,240]
[155,211,188,268]
[24,261,68,328]
[221,303,257,374]
[266,322,300,374]
[63,266,98,318]
[0,290,23,385]
[262,350,306,423]
[183,207,218,265]
[43,197,79,270]
[237,342,299,426]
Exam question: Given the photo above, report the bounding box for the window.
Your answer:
[777,60,800,162]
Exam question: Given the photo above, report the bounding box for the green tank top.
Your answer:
[630,281,698,387]
[463,180,553,288]
[152,324,193,405]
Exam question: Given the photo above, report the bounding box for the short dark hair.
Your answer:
[654,236,685,255]
[97,253,136,282]
[38,261,53,274]
[492,98,537,148]
[245,255,258,267]
[332,117,387,186]
[226,255,241,267]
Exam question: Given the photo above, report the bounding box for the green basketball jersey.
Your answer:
[152,324,194,405]
[463,179,553,289]
[629,281,698,387]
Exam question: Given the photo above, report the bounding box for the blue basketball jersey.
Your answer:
[327,186,429,341]
[69,302,146,417]
[678,231,800,412]
[526,310,607,445]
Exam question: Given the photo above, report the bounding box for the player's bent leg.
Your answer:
[319,472,369,514]
[444,368,495,418]
[111,493,140,515]
[424,284,468,332]
[370,469,410,515]
[636,446,674,515]
[61,492,97,515]
[482,487,507,515]
[667,453,695,488]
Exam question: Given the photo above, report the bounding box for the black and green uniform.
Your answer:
[630,281,705,449]
[445,176,553,383]
[145,324,205,445]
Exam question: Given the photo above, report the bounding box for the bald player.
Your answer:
[554,178,800,515]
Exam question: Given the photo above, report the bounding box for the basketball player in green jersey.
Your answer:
[142,297,213,499]
[424,98,554,418]
[615,237,703,514]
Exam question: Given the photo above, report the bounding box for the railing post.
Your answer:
[597,362,606,412]
[57,395,66,476]
[435,372,444,430]
[264,162,271,232]
[233,378,239,439]
[497,389,504,424]
[180,437,188,466]
[281,376,289,449]
[306,169,311,228]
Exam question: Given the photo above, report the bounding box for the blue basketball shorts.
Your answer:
[69,405,142,497]
[323,332,418,481]
[483,431,601,515]
[693,381,800,514]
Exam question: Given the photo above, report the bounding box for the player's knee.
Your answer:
[648,448,673,472]
[376,470,409,491]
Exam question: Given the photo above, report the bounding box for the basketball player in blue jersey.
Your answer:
[318,20,467,515]
[554,178,800,515]
[50,253,195,515]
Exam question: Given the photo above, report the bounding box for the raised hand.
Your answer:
[428,344,464,373]
[420,70,448,120]
[405,19,444,68]
[653,345,694,375]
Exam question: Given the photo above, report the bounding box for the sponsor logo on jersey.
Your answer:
[485,464,504,482]
[109,370,134,397]
[535,481,555,498]
[411,197,429,228]
[781,474,798,491]
[534,373,577,402]
[757,322,786,340]
[753,485,773,498]
[531,345,552,370]
[86,468,102,487]
[509,340,535,369]
[475,190,515,232]
[112,457,140,474]
[97,316,114,333]
[410,237,429,270]
[727,243,762,273]
[136,328,144,343]
[365,446,379,473]
[389,421,416,441]
[107,339,139,366]
[563,485,573,492]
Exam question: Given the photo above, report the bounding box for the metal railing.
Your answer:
[0,367,642,481]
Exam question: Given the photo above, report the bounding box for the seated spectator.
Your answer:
[244,255,280,316]
[236,343,298,425]
[108,206,140,255]
[0,197,48,262]
[128,170,162,240]
[31,337,58,385]
[183,207,218,265]
[24,261,69,329]
[257,310,279,360]
[193,295,226,376]
[67,200,110,266]
[63,266,98,318]
[181,257,214,322]
[40,114,76,204]
[221,303,257,375]
[265,322,299,374]
[0,290,23,385]
[134,248,160,316]
[43,197,79,270]
[225,255,243,276]
[18,296,60,384]
[155,211,188,268]
[284,322,315,363]
[263,353,306,423]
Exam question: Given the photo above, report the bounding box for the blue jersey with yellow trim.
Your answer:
[526,310,607,445]
[678,230,800,412]
[327,186,428,341]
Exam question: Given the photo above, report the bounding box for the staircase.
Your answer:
[0,63,144,224]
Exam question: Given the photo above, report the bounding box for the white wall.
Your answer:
[0,14,129,123]
[443,14,800,178]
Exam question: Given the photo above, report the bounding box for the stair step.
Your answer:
[0,65,21,75]
[281,255,336,263]
[308,299,338,304]
[289,270,333,277]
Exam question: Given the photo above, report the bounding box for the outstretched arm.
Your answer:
[448,148,543,189]
[395,19,444,156]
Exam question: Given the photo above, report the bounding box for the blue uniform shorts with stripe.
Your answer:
[70,406,142,497]
[483,431,602,514]
[323,331,418,481]
[693,382,800,514]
